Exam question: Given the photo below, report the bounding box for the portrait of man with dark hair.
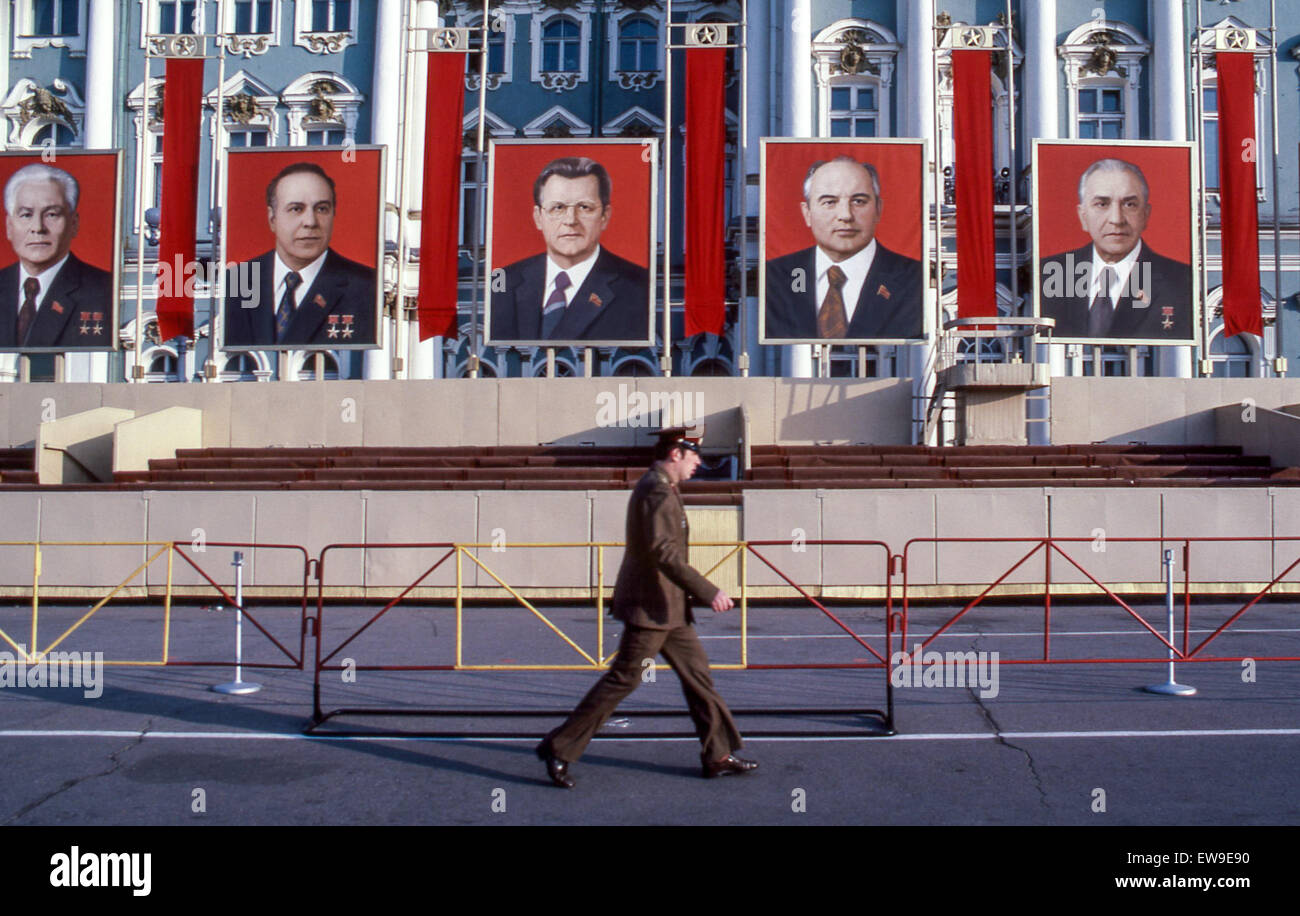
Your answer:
[489,155,650,344]
[1038,156,1192,340]
[0,162,114,349]
[764,155,923,341]
[224,160,377,348]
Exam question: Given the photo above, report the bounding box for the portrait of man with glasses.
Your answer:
[488,156,651,344]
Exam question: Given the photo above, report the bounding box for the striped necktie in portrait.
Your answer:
[276,271,302,343]
[818,264,848,339]
[16,277,39,344]
[542,270,571,338]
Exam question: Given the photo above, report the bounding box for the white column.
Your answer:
[1023,0,1057,141]
[85,2,116,147]
[0,2,9,153]
[364,0,405,380]
[902,0,935,429]
[902,0,934,140]
[1021,1,1065,379]
[71,1,118,382]
[404,1,443,380]
[1151,0,1187,141]
[1152,0,1193,379]
[784,0,814,377]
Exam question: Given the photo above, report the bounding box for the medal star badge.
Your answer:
[341,314,354,338]
[79,322,90,335]
[877,285,891,300]
[326,315,340,339]
[1161,306,1174,331]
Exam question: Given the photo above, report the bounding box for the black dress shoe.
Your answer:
[536,742,575,788]
[702,753,760,779]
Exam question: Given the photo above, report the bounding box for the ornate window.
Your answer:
[138,0,202,46]
[1059,20,1149,141]
[458,110,514,247]
[521,106,591,139]
[126,80,165,224]
[2,79,84,149]
[13,0,86,57]
[812,20,899,138]
[462,11,513,91]
[224,0,281,57]
[531,9,591,91]
[220,351,271,382]
[295,352,340,381]
[609,12,662,91]
[282,73,363,146]
[294,0,357,54]
[206,72,278,148]
[1209,329,1255,378]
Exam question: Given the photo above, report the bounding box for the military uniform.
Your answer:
[542,465,743,764]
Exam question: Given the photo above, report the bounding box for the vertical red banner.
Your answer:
[1216,52,1263,338]
[418,51,467,341]
[156,56,203,340]
[684,48,727,338]
[952,49,996,318]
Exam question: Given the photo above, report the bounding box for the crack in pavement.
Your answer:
[3,719,153,825]
[968,630,1051,812]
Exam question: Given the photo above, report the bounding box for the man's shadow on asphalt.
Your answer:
[14,678,702,786]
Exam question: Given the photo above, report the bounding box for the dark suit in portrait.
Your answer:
[489,248,651,343]
[764,243,924,340]
[1038,242,1193,340]
[223,249,377,347]
[0,253,114,349]
[541,465,743,765]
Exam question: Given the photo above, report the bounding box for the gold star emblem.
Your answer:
[962,28,984,47]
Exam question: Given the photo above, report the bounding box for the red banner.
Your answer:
[1216,52,1262,338]
[417,51,467,341]
[155,57,203,340]
[683,48,727,338]
[952,49,995,318]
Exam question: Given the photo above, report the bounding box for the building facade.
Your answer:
[1,0,1295,391]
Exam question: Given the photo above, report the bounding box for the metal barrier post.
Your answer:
[1143,548,1196,697]
[213,551,262,695]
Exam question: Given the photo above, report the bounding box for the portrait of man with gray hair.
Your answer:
[1039,156,1192,340]
[764,154,923,341]
[488,155,650,344]
[0,162,114,349]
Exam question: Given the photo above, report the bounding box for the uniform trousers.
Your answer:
[544,623,743,763]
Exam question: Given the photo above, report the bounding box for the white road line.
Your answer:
[698,627,1300,640]
[2,727,1299,743]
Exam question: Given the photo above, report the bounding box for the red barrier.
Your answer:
[167,542,311,670]
[900,537,1300,666]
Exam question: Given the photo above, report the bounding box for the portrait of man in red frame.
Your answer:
[0,150,122,352]
[1033,140,1197,344]
[485,139,655,348]
[761,138,926,344]
[221,147,382,350]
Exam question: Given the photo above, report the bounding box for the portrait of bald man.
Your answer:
[0,163,114,349]
[1039,157,1192,340]
[224,161,377,348]
[764,155,923,341]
